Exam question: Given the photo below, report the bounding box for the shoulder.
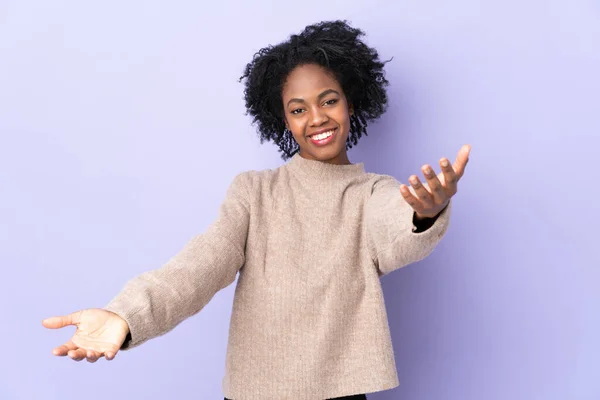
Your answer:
[228,164,285,195]
[364,172,402,194]
[234,165,282,184]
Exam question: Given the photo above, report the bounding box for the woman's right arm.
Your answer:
[104,172,251,350]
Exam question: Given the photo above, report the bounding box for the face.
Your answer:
[281,64,354,165]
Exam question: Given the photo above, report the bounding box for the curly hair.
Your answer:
[239,20,391,160]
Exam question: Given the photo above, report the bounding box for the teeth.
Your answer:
[312,130,334,141]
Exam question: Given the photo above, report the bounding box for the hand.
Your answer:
[400,144,471,219]
[42,309,129,363]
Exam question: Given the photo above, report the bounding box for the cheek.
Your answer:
[334,107,352,129]
[292,131,304,143]
[334,101,351,121]
[287,117,303,133]
[288,120,305,142]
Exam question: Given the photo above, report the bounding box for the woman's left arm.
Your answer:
[366,145,471,276]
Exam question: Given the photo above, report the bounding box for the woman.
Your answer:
[43,20,470,400]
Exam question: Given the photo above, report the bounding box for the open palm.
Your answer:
[400,144,471,219]
[42,309,129,362]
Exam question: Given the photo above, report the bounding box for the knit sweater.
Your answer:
[104,154,452,399]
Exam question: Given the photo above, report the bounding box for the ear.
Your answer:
[348,104,354,116]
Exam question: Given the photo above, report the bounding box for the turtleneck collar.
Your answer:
[286,153,365,181]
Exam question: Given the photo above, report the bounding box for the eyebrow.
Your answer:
[286,89,340,107]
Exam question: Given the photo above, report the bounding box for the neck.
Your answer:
[298,150,351,165]
[287,152,365,182]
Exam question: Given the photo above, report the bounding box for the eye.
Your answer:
[291,108,304,115]
[324,99,338,106]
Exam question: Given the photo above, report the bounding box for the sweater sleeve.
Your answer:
[365,175,452,276]
[103,173,251,350]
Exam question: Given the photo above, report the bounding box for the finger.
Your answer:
[400,184,424,213]
[452,144,471,178]
[86,349,102,363]
[421,165,446,203]
[440,157,458,194]
[409,175,433,207]
[42,311,82,329]
[68,348,87,362]
[52,340,78,357]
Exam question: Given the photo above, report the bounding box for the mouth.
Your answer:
[307,128,337,146]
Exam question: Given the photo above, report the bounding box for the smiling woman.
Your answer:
[43,19,470,400]
[282,65,354,164]
[239,20,390,162]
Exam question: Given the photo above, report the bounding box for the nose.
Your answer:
[309,106,329,127]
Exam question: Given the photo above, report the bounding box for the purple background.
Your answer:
[1,1,598,399]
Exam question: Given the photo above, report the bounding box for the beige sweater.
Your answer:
[105,154,451,399]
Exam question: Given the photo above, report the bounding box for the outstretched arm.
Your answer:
[366,145,470,275]
[43,173,252,362]
[104,172,251,350]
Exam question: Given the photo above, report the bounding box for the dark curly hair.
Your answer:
[239,20,391,160]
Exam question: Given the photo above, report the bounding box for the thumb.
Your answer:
[42,311,81,329]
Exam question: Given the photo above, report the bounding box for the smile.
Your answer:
[308,128,336,146]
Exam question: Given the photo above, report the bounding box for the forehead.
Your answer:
[282,64,342,98]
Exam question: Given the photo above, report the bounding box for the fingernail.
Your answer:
[441,159,449,167]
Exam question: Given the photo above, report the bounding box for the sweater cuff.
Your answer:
[412,203,449,233]
[104,300,147,351]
